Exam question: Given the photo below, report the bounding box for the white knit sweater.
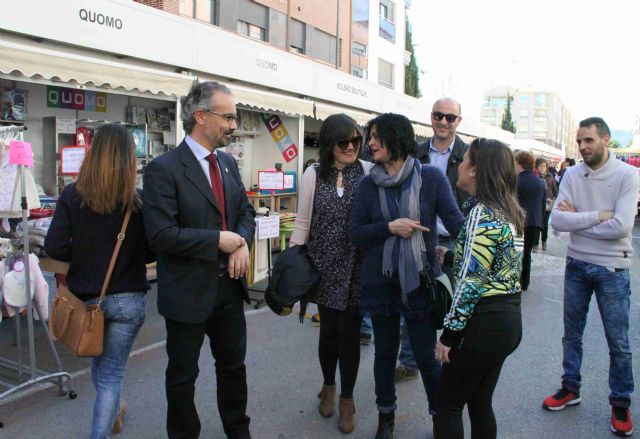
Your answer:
[550,153,639,269]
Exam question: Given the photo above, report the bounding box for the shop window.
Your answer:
[378,58,394,88]
[237,20,266,42]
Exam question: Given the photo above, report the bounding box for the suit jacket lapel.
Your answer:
[178,142,220,213]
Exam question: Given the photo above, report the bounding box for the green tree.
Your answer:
[404,19,421,98]
[501,94,516,133]
[609,139,622,148]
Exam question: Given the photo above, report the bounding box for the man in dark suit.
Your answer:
[515,150,546,291]
[143,81,256,439]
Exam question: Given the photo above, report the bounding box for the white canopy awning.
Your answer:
[0,35,196,98]
[313,101,376,126]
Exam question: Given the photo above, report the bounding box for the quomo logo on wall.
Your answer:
[47,87,107,112]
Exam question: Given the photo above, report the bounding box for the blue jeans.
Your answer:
[87,292,147,438]
[561,257,633,407]
[361,314,372,336]
[372,310,440,414]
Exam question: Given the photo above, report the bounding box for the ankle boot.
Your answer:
[338,397,355,434]
[318,384,336,417]
[111,400,128,434]
[375,411,394,439]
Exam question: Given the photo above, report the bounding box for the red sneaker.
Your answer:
[611,406,633,436]
[542,387,581,411]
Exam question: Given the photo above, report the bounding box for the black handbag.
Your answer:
[428,273,453,330]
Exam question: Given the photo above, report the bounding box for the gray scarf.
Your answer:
[369,157,426,303]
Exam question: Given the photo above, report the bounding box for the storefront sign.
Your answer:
[60,146,87,175]
[56,117,77,134]
[78,9,123,29]
[47,86,107,112]
[9,140,34,167]
[260,114,298,163]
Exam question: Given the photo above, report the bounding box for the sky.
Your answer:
[409,0,640,132]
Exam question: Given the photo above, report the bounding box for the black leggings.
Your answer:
[521,226,540,290]
[318,304,361,398]
[434,306,522,439]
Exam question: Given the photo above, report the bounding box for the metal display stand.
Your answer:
[247,211,276,309]
[0,125,75,428]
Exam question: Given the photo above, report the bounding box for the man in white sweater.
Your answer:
[542,117,639,437]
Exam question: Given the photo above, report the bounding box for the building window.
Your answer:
[311,28,337,65]
[378,59,394,88]
[534,110,548,122]
[237,20,265,41]
[379,1,395,42]
[352,66,367,79]
[520,110,529,118]
[352,41,367,57]
[290,18,306,55]
[535,94,547,107]
[519,94,530,103]
[290,45,304,54]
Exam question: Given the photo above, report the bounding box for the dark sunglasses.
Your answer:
[335,136,363,150]
[432,111,459,123]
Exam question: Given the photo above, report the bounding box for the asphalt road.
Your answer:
[1,219,639,438]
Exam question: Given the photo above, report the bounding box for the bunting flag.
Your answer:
[260,113,298,163]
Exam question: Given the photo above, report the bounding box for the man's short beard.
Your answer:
[584,149,606,167]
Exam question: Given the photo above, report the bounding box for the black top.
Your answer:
[44,184,154,299]
[517,170,546,228]
[308,163,364,310]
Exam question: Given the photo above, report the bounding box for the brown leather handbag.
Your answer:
[48,209,132,357]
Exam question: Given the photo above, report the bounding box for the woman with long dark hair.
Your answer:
[290,113,372,434]
[45,124,154,438]
[349,113,464,438]
[433,138,525,439]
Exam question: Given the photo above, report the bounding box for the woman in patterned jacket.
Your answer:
[433,138,525,439]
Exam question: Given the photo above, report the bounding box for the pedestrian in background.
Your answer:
[350,113,464,438]
[515,150,546,291]
[543,117,638,437]
[535,158,558,251]
[290,113,372,434]
[45,123,154,438]
[433,138,524,439]
[144,81,255,439]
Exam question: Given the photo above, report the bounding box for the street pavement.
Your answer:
[0,218,639,438]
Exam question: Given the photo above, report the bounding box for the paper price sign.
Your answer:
[61,146,87,175]
[257,216,280,239]
[9,140,34,166]
[258,171,284,190]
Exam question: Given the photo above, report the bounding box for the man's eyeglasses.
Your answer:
[335,136,363,150]
[203,110,239,124]
[432,112,459,123]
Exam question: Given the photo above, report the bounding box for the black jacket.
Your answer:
[143,141,256,323]
[415,135,469,208]
[517,170,546,228]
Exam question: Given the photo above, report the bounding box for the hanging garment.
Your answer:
[0,140,41,218]
[0,253,49,320]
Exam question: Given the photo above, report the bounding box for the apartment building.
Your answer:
[480,86,577,158]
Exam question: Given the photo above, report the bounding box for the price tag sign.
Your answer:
[257,216,280,239]
[9,140,34,166]
[284,174,295,189]
[56,117,76,134]
[61,146,87,175]
[258,171,284,190]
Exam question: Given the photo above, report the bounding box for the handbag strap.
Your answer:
[97,208,132,308]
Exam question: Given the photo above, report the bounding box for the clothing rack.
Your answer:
[0,125,75,427]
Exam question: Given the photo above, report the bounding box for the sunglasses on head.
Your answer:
[335,136,363,150]
[432,111,459,123]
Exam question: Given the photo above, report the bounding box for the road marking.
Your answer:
[544,297,563,304]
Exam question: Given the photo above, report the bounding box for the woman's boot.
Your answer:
[318,384,336,417]
[338,397,355,433]
[375,411,394,439]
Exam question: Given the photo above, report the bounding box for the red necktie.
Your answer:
[206,153,227,231]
